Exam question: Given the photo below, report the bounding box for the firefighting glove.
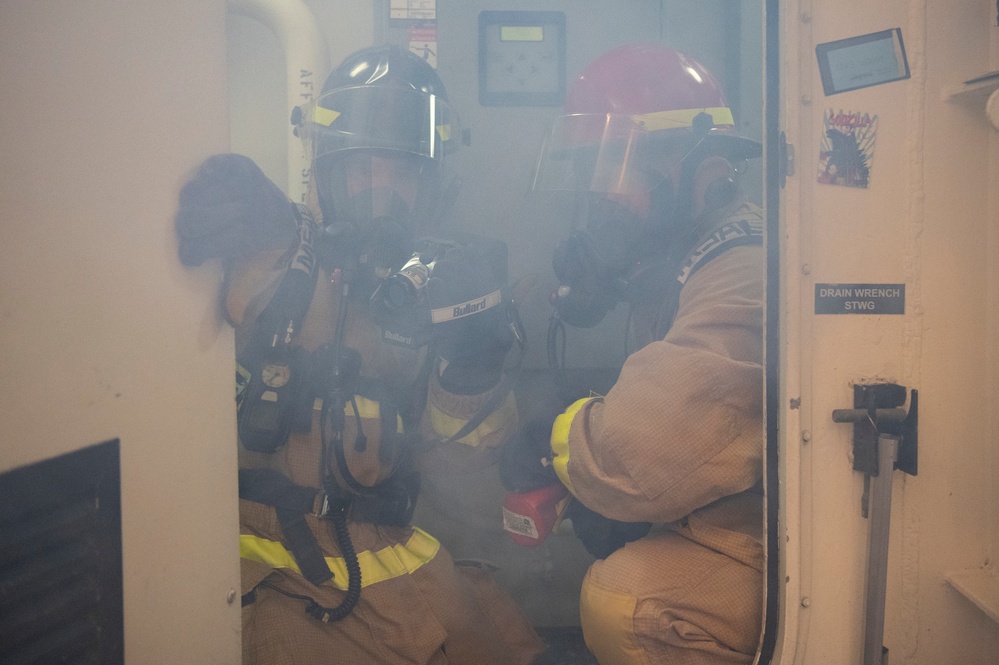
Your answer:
[428,244,514,395]
[565,500,651,560]
[499,415,560,493]
[175,153,297,266]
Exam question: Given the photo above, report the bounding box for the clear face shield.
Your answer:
[533,114,693,327]
[297,85,458,228]
[533,110,745,223]
[533,113,691,197]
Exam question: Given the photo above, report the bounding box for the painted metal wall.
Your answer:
[777,0,999,663]
[0,1,241,662]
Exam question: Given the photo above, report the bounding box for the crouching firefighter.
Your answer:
[175,44,544,665]
[500,43,766,665]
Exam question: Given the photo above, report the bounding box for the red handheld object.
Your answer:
[502,484,570,547]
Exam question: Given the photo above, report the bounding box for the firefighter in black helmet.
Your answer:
[302,44,458,288]
[176,44,543,665]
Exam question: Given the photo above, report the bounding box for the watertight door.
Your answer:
[770,2,999,664]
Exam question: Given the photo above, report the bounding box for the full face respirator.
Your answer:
[312,151,439,300]
[548,132,742,330]
[550,197,651,328]
[549,176,687,329]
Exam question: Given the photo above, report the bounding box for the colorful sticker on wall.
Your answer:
[409,25,438,68]
[817,109,878,188]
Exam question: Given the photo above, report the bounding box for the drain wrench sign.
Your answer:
[815,283,905,314]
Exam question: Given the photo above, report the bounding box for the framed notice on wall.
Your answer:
[816,28,910,96]
[478,11,566,106]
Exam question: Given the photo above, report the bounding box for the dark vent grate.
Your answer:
[0,439,123,665]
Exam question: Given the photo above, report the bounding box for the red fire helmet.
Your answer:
[534,43,760,194]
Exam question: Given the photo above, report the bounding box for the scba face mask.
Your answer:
[551,197,654,328]
[315,153,436,299]
[322,212,414,302]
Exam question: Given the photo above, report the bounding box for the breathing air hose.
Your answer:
[312,261,364,623]
[303,499,361,623]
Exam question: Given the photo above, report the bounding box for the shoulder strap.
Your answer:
[238,468,333,586]
[246,204,321,351]
[653,210,764,339]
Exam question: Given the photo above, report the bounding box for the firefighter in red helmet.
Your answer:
[506,43,765,664]
[176,44,544,664]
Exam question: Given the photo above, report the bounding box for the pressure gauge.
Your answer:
[478,11,566,106]
[261,363,291,389]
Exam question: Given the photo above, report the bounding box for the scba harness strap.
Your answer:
[236,204,321,454]
[238,468,363,624]
[238,468,438,623]
[677,216,765,287]
[653,211,764,339]
[238,468,334,587]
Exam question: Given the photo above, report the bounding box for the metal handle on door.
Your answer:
[831,383,918,665]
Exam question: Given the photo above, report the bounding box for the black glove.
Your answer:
[565,501,651,559]
[427,241,514,394]
[499,416,560,493]
[175,153,297,266]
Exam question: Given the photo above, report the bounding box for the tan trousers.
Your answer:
[240,501,544,665]
[579,531,762,665]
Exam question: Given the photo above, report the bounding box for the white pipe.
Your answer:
[228,0,330,204]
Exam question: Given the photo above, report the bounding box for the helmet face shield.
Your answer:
[533,109,739,195]
[533,114,674,196]
[315,151,441,230]
[298,85,458,235]
[298,85,456,164]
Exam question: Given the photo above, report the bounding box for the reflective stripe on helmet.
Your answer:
[427,391,517,447]
[239,526,440,590]
[307,102,451,141]
[634,106,735,132]
[550,397,595,495]
[310,106,340,127]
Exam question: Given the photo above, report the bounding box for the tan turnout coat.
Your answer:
[229,233,543,665]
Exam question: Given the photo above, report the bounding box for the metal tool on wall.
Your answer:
[832,383,918,665]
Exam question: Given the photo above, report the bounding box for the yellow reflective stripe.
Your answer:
[311,106,340,127]
[344,396,404,434]
[436,124,451,142]
[550,397,593,496]
[634,107,734,132]
[428,391,517,447]
[580,574,647,665]
[240,527,440,591]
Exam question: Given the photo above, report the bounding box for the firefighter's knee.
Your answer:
[579,558,651,665]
